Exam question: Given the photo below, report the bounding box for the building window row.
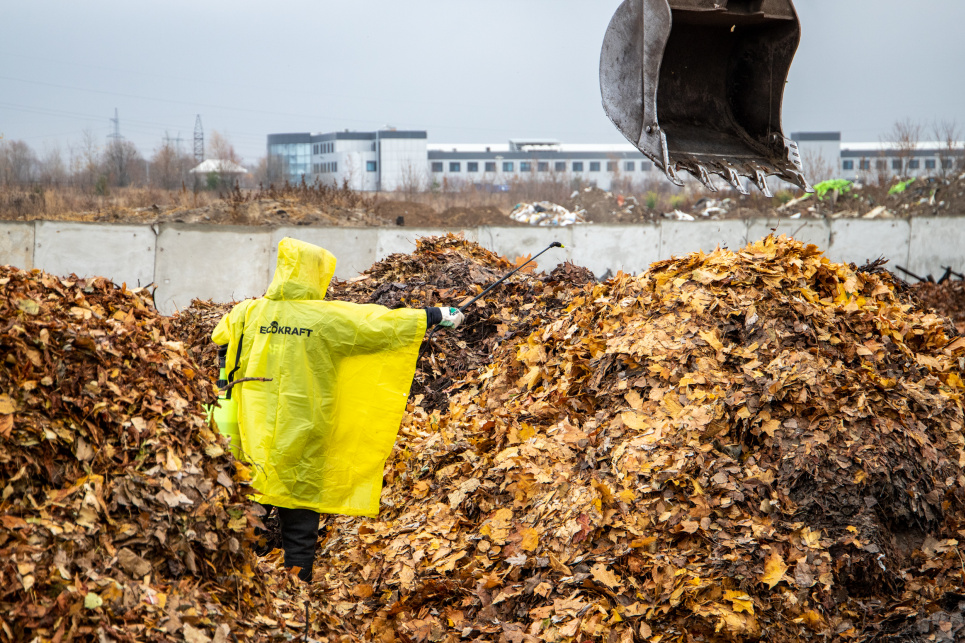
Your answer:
[844,157,952,172]
[313,142,335,155]
[314,162,338,174]
[431,160,649,173]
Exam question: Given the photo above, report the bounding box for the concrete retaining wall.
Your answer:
[1,218,962,314]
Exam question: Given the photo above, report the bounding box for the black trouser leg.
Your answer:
[275,507,320,582]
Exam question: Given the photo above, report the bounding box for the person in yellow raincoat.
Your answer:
[212,237,464,581]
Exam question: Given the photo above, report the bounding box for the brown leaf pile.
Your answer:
[310,236,965,642]
[0,269,335,642]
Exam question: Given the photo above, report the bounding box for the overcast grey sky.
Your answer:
[3,0,963,164]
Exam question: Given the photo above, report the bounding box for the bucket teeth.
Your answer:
[653,128,685,187]
[788,170,815,194]
[694,164,719,192]
[752,169,773,198]
[664,163,684,187]
[722,167,749,195]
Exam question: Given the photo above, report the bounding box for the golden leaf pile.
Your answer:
[7,234,965,642]
[310,235,965,642]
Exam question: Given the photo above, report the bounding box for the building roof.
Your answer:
[792,132,842,142]
[841,141,964,153]
[189,159,248,174]
[427,142,642,154]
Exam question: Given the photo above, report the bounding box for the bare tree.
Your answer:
[151,136,191,189]
[71,128,102,191]
[208,130,241,164]
[884,118,923,176]
[801,147,836,184]
[342,153,360,191]
[932,119,962,177]
[257,154,287,186]
[37,143,67,187]
[0,139,38,186]
[104,139,141,187]
[397,159,425,197]
[205,131,243,188]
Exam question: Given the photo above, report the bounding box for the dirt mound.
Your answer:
[169,197,389,226]
[311,236,965,642]
[567,186,651,223]
[885,173,965,217]
[373,200,438,226]
[0,269,331,641]
[774,173,965,220]
[373,202,518,228]
[439,205,517,227]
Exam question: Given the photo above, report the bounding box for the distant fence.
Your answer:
[1,217,962,314]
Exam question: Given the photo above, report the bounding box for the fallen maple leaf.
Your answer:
[762,550,789,589]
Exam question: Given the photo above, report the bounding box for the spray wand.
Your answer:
[419,241,565,359]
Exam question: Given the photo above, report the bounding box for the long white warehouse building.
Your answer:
[268,129,963,192]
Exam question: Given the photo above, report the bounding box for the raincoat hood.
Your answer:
[265,237,337,301]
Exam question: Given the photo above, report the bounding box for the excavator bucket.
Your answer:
[601,0,813,195]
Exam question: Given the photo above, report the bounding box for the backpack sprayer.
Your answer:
[207,345,243,458]
[206,339,271,458]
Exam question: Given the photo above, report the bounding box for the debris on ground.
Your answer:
[691,197,733,218]
[566,187,646,224]
[776,173,965,220]
[0,268,339,642]
[510,201,587,226]
[308,235,965,642]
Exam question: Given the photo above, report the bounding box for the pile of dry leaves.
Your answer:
[0,269,338,642]
[311,236,965,642]
[17,234,964,642]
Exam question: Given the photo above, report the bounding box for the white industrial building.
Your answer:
[268,131,658,192]
[793,132,964,182]
[426,140,656,191]
[267,130,428,192]
[268,129,964,193]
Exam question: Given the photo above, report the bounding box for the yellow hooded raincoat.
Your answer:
[212,238,427,516]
